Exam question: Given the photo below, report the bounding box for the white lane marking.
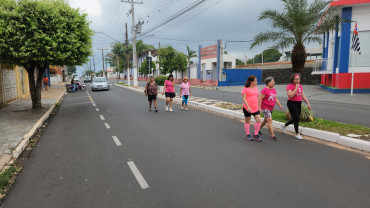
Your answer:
[62,102,92,106]
[64,96,90,100]
[100,115,105,121]
[96,108,100,112]
[92,103,96,107]
[127,161,149,189]
[112,136,122,146]
[104,123,111,129]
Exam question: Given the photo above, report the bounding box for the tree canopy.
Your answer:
[158,46,187,75]
[0,0,93,108]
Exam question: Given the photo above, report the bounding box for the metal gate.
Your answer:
[2,69,17,103]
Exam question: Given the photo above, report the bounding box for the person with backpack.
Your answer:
[145,76,158,112]
[180,77,191,111]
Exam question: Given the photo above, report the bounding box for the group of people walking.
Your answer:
[144,74,192,112]
[241,73,311,142]
[144,73,311,142]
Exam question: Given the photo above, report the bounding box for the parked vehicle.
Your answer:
[92,77,110,91]
[84,76,92,83]
[65,81,86,93]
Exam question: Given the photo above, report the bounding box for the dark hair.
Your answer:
[167,74,174,80]
[265,77,274,86]
[290,73,300,84]
[244,75,257,88]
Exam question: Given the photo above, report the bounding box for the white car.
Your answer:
[92,77,110,91]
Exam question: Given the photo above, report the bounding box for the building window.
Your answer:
[349,30,370,67]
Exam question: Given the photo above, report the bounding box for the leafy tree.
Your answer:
[0,0,93,108]
[85,70,94,75]
[236,59,245,66]
[250,0,338,73]
[173,52,188,77]
[67,65,77,75]
[250,49,282,64]
[158,46,177,74]
[139,59,157,76]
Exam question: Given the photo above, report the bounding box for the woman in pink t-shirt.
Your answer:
[241,75,262,142]
[258,77,283,141]
[162,74,175,112]
[180,77,191,111]
[281,74,311,140]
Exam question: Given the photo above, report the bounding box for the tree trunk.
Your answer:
[25,63,46,109]
[291,43,307,73]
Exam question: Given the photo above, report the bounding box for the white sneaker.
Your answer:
[169,108,174,112]
[181,106,184,110]
[281,124,286,134]
[185,108,188,111]
[165,106,169,111]
[295,134,304,140]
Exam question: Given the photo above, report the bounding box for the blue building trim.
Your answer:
[333,20,340,73]
[325,31,330,59]
[318,84,370,93]
[218,69,262,86]
[216,40,221,81]
[197,45,202,79]
[338,7,352,74]
[322,33,326,59]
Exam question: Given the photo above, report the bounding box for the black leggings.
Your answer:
[285,100,302,133]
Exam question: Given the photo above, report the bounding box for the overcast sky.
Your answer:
[69,0,321,74]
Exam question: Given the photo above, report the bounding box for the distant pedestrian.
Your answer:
[162,74,175,112]
[71,77,76,92]
[145,76,158,112]
[180,77,191,111]
[258,77,283,141]
[281,74,311,140]
[241,75,263,142]
[43,76,49,91]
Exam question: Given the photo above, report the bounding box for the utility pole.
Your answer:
[121,0,143,87]
[98,48,108,78]
[116,54,120,83]
[125,23,131,86]
[158,42,160,77]
[93,55,96,73]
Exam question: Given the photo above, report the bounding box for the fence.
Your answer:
[218,69,262,86]
[312,58,332,74]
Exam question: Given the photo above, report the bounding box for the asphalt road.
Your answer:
[130,80,370,127]
[3,84,370,208]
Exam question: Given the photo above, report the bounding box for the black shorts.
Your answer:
[148,95,157,102]
[165,92,176,98]
[243,107,260,117]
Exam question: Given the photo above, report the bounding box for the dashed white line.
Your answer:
[96,108,100,112]
[92,103,96,107]
[127,161,149,189]
[112,136,122,146]
[100,115,105,121]
[104,123,111,129]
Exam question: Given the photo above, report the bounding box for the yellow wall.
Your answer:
[0,64,29,106]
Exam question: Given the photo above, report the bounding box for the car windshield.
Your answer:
[94,78,107,82]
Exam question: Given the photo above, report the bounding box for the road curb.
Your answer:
[114,84,370,152]
[12,89,66,159]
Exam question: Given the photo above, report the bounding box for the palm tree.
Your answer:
[250,0,338,73]
[186,45,197,78]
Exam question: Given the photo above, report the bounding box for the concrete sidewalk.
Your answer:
[0,87,65,168]
[217,84,370,107]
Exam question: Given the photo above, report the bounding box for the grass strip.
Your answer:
[0,166,17,190]
[265,111,370,137]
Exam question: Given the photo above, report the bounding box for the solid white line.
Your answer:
[112,136,122,146]
[62,102,92,106]
[64,96,90,100]
[96,108,100,112]
[127,161,149,189]
[104,123,111,129]
[100,115,105,121]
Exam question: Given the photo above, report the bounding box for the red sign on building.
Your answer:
[201,45,217,60]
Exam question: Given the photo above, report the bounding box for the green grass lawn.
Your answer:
[264,111,370,138]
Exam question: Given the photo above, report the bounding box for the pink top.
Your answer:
[261,87,277,111]
[180,82,190,95]
[286,84,303,101]
[241,87,259,113]
[164,80,175,93]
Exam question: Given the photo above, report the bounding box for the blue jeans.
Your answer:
[73,84,76,92]
[182,95,189,106]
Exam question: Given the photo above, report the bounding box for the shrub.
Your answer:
[155,76,168,86]
[286,105,314,122]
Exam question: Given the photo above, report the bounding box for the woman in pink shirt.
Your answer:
[241,75,262,142]
[162,74,175,112]
[180,77,191,111]
[281,74,311,140]
[258,77,283,141]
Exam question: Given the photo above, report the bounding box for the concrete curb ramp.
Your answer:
[12,90,66,159]
[115,84,370,153]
